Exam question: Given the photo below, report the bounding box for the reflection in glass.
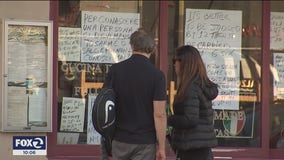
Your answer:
[168,0,262,148]
[57,0,159,145]
[270,1,284,149]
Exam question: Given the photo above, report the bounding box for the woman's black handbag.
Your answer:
[166,129,177,154]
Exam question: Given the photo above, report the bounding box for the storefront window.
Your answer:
[270,1,284,149]
[168,0,262,148]
[57,0,159,145]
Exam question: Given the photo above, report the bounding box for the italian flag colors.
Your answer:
[223,114,246,136]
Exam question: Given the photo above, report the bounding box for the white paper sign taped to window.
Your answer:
[271,12,284,50]
[60,97,85,132]
[58,27,81,62]
[185,9,242,110]
[81,11,140,63]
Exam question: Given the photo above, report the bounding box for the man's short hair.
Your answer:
[130,28,155,54]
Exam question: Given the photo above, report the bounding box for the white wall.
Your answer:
[0,1,49,160]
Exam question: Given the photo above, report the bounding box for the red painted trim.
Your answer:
[213,0,272,159]
[213,148,268,158]
[267,0,284,158]
[47,0,284,159]
[48,1,101,158]
[270,149,284,159]
[47,0,58,155]
[47,1,173,159]
[261,0,270,157]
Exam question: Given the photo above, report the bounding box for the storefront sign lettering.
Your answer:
[214,104,255,138]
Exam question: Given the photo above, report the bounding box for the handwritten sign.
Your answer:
[60,97,85,132]
[57,132,80,144]
[273,53,284,99]
[87,94,101,144]
[81,11,140,63]
[185,9,242,110]
[271,12,284,50]
[58,27,81,62]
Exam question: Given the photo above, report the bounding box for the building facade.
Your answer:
[0,0,284,160]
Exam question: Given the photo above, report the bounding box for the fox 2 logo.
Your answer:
[13,136,46,150]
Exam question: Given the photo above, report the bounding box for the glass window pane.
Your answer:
[270,1,284,149]
[57,0,159,145]
[168,0,262,148]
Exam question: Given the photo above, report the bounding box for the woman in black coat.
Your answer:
[168,45,219,160]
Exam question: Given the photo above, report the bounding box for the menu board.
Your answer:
[7,25,48,83]
[1,19,52,132]
[271,12,284,50]
[185,9,242,110]
[7,87,28,127]
[81,11,140,63]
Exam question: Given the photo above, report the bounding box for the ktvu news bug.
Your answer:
[13,136,46,155]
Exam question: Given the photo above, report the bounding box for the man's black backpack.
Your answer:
[92,87,116,156]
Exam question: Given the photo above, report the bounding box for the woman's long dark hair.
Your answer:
[174,45,218,103]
